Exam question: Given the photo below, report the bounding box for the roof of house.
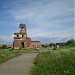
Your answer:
[31,41,40,42]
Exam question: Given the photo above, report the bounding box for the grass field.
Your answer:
[0,48,35,63]
[31,47,75,75]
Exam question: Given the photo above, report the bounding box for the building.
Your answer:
[31,41,41,48]
[13,23,41,49]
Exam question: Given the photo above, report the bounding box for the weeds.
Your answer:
[31,47,75,75]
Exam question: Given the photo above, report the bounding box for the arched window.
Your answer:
[22,35,23,37]
[17,35,19,37]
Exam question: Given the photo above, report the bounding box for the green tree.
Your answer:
[2,44,7,49]
[66,39,75,46]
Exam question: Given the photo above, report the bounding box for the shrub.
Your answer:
[66,39,75,46]
[2,44,7,49]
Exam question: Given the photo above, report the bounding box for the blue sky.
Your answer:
[0,0,74,44]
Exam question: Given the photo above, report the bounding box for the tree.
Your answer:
[49,43,53,47]
[2,44,7,49]
[66,39,75,46]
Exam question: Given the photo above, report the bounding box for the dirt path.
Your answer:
[0,52,38,75]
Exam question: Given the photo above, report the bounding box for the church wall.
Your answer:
[14,39,22,49]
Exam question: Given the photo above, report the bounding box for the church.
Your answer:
[13,23,41,49]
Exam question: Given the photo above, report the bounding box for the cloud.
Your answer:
[31,36,73,43]
[9,0,73,28]
[0,36,13,44]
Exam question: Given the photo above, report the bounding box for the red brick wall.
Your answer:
[30,41,41,48]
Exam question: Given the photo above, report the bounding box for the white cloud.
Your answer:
[9,0,73,21]
[0,36,13,44]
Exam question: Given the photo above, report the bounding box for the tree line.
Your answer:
[42,39,75,48]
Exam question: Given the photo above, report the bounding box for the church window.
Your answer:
[22,35,23,37]
[17,35,19,37]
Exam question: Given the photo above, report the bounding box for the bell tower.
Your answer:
[19,23,26,33]
[19,23,27,39]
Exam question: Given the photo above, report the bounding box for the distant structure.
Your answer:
[31,41,41,48]
[13,23,41,49]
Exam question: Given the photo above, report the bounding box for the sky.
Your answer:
[0,0,74,44]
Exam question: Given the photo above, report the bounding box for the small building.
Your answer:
[13,23,41,49]
[31,41,41,48]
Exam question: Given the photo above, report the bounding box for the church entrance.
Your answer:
[21,42,24,48]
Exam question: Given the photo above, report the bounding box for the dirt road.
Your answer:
[0,52,38,75]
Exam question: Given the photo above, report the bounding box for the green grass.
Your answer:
[31,47,75,75]
[0,48,35,63]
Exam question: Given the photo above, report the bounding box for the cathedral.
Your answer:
[13,23,41,49]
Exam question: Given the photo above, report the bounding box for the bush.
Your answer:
[66,39,75,46]
[0,47,2,49]
[2,44,7,49]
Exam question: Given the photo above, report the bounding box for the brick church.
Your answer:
[13,23,41,49]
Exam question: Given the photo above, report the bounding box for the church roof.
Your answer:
[31,41,40,42]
